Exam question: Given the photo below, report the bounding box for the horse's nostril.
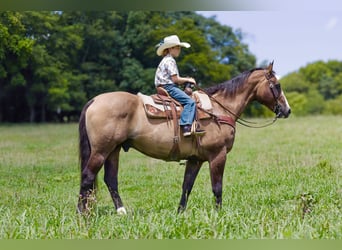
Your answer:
[288,109,291,114]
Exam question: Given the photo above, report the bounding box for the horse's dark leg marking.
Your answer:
[178,158,203,213]
[104,147,126,214]
[209,149,227,209]
[78,153,104,213]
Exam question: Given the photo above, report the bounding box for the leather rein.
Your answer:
[195,72,281,129]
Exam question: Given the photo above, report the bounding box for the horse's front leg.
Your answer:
[178,158,203,213]
[209,148,227,209]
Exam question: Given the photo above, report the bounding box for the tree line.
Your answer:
[281,60,342,116]
[0,11,341,122]
[0,11,256,122]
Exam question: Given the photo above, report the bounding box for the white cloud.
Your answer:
[325,17,338,31]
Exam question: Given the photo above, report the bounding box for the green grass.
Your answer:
[0,116,341,239]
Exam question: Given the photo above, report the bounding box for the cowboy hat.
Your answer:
[156,35,191,56]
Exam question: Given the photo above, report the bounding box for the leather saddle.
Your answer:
[138,87,213,121]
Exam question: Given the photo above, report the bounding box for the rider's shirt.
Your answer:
[154,54,179,87]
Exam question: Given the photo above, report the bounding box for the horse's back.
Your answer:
[92,91,138,106]
[89,91,138,110]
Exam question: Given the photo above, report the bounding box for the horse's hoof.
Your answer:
[177,206,186,214]
[117,206,127,215]
[77,204,86,214]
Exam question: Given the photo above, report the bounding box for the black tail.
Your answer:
[79,99,94,173]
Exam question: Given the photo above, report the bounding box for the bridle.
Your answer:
[264,70,283,118]
[196,71,283,128]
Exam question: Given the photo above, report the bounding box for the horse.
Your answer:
[77,62,291,214]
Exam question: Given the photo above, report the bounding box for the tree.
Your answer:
[281,60,342,115]
[0,11,259,122]
[299,61,332,85]
[0,11,34,122]
[21,11,71,122]
[281,72,311,93]
[324,95,342,115]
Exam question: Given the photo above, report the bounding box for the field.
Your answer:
[0,116,341,239]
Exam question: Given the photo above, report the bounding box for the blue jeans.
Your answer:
[162,84,195,126]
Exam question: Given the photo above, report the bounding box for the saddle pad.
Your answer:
[193,91,212,110]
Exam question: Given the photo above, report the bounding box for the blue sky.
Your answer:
[197,10,342,78]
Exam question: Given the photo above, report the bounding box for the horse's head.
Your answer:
[255,62,291,118]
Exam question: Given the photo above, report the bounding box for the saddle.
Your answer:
[137,87,213,121]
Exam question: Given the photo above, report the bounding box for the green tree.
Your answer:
[324,94,342,115]
[21,11,71,122]
[281,60,342,115]
[285,92,308,116]
[304,89,325,115]
[299,61,332,85]
[0,11,259,122]
[281,72,311,93]
[0,11,34,122]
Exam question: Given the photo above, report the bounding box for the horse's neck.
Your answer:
[213,84,257,118]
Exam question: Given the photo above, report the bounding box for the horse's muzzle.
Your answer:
[276,107,291,118]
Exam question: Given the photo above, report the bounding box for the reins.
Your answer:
[194,83,278,129]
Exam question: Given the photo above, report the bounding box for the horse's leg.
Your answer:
[78,153,105,213]
[178,158,203,213]
[104,147,127,215]
[209,148,227,209]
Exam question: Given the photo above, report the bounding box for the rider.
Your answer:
[154,35,205,137]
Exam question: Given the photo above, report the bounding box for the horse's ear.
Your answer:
[267,60,274,73]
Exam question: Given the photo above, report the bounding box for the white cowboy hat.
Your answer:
[156,35,191,56]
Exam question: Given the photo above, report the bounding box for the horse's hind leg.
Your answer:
[104,147,126,215]
[178,158,203,213]
[78,153,104,213]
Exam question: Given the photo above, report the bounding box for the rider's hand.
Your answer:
[186,77,196,85]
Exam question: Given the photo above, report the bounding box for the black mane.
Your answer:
[204,68,265,96]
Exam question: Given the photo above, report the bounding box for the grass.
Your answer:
[0,116,341,239]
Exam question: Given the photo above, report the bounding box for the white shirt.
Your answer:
[154,54,179,87]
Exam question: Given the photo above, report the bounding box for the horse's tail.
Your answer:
[78,99,94,174]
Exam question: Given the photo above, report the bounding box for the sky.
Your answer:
[197,10,342,78]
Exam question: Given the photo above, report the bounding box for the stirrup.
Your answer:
[191,122,205,136]
[193,129,205,136]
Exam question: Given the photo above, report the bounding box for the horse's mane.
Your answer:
[204,67,265,96]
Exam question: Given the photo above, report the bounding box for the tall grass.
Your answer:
[0,116,341,239]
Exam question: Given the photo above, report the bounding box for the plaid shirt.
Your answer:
[154,54,179,87]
